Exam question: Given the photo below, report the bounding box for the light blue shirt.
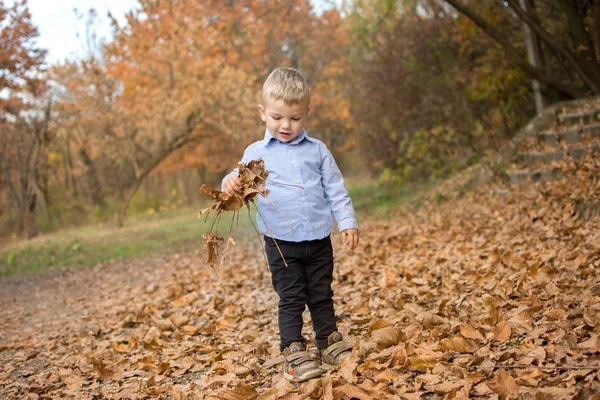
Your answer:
[222,129,358,242]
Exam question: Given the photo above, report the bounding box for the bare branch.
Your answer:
[443,0,588,98]
[505,0,600,92]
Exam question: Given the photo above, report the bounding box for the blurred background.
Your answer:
[1,0,598,240]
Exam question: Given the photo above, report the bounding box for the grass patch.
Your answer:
[1,178,432,277]
[346,178,434,217]
[0,207,257,277]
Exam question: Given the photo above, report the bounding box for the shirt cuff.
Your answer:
[337,217,359,233]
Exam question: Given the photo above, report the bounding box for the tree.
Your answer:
[0,0,49,238]
[216,1,354,150]
[442,0,600,99]
[51,60,119,210]
[104,0,256,227]
[345,0,534,180]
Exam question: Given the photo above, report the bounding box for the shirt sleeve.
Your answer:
[319,143,359,232]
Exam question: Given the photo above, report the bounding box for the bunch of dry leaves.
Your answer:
[0,154,599,399]
[198,159,270,266]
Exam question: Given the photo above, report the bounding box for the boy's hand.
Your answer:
[223,176,243,196]
[341,228,359,251]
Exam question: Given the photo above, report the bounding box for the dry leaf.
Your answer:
[198,159,271,266]
[487,369,518,399]
[460,323,484,340]
[372,326,403,349]
[410,355,439,370]
[492,321,512,342]
[220,383,258,400]
[337,384,372,400]
[368,319,393,332]
[440,336,468,353]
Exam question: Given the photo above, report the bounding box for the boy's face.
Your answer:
[258,96,310,143]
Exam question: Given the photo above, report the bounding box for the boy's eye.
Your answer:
[292,117,301,121]
[272,117,281,120]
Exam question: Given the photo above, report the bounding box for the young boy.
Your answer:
[222,67,359,382]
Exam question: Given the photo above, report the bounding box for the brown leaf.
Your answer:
[373,368,398,383]
[221,383,258,400]
[509,307,536,333]
[460,323,484,341]
[368,319,393,332]
[90,358,116,380]
[487,369,518,399]
[439,336,468,353]
[202,233,224,265]
[410,355,439,370]
[434,380,464,394]
[579,335,600,351]
[110,341,130,353]
[337,384,372,400]
[572,253,588,267]
[298,378,321,398]
[492,321,512,342]
[64,375,83,391]
[372,326,403,349]
[321,376,334,400]
[483,295,500,324]
[169,314,189,328]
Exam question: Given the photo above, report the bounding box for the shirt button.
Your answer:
[304,217,308,220]
[301,197,305,201]
[291,160,296,164]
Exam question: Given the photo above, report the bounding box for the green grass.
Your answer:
[346,177,435,217]
[0,178,432,277]
[0,206,258,277]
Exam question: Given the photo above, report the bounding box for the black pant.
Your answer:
[264,235,337,351]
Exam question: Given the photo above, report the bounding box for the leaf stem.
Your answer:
[253,201,288,267]
[268,180,304,190]
[247,203,269,271]
[468,364,600,371]
[261,194,293,231]
[209,264,233,303]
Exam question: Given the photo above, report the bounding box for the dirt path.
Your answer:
[0,245,273,399]
[1,252,186,345]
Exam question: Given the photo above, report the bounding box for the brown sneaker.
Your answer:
[282,342,325,382]
[319,331,351,368]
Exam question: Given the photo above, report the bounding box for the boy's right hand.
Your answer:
[223,176,243,196]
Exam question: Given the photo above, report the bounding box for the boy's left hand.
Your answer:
[341,229,359,251]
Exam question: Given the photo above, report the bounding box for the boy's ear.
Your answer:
[258,104,267,122]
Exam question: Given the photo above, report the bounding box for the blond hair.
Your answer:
[262,67,310,106]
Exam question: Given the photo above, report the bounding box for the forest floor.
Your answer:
[1,155,600,399]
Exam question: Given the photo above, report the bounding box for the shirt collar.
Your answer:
[263,129,315,147]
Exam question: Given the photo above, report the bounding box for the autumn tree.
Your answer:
[0,0,50,238]
[345,0,533,180]
[101,0,257,227]
[50,60,122,211]
[442,0,600,100]
[215,1,354,153]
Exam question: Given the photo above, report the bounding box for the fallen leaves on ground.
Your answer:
[1,156,599,399]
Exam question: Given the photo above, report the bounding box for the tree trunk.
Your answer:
[79,147,106,208]
[443,0,589,99]
[22,192,38,239]
[116,177,144,228]
[520,0,546,112]
[66,139,78,198]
